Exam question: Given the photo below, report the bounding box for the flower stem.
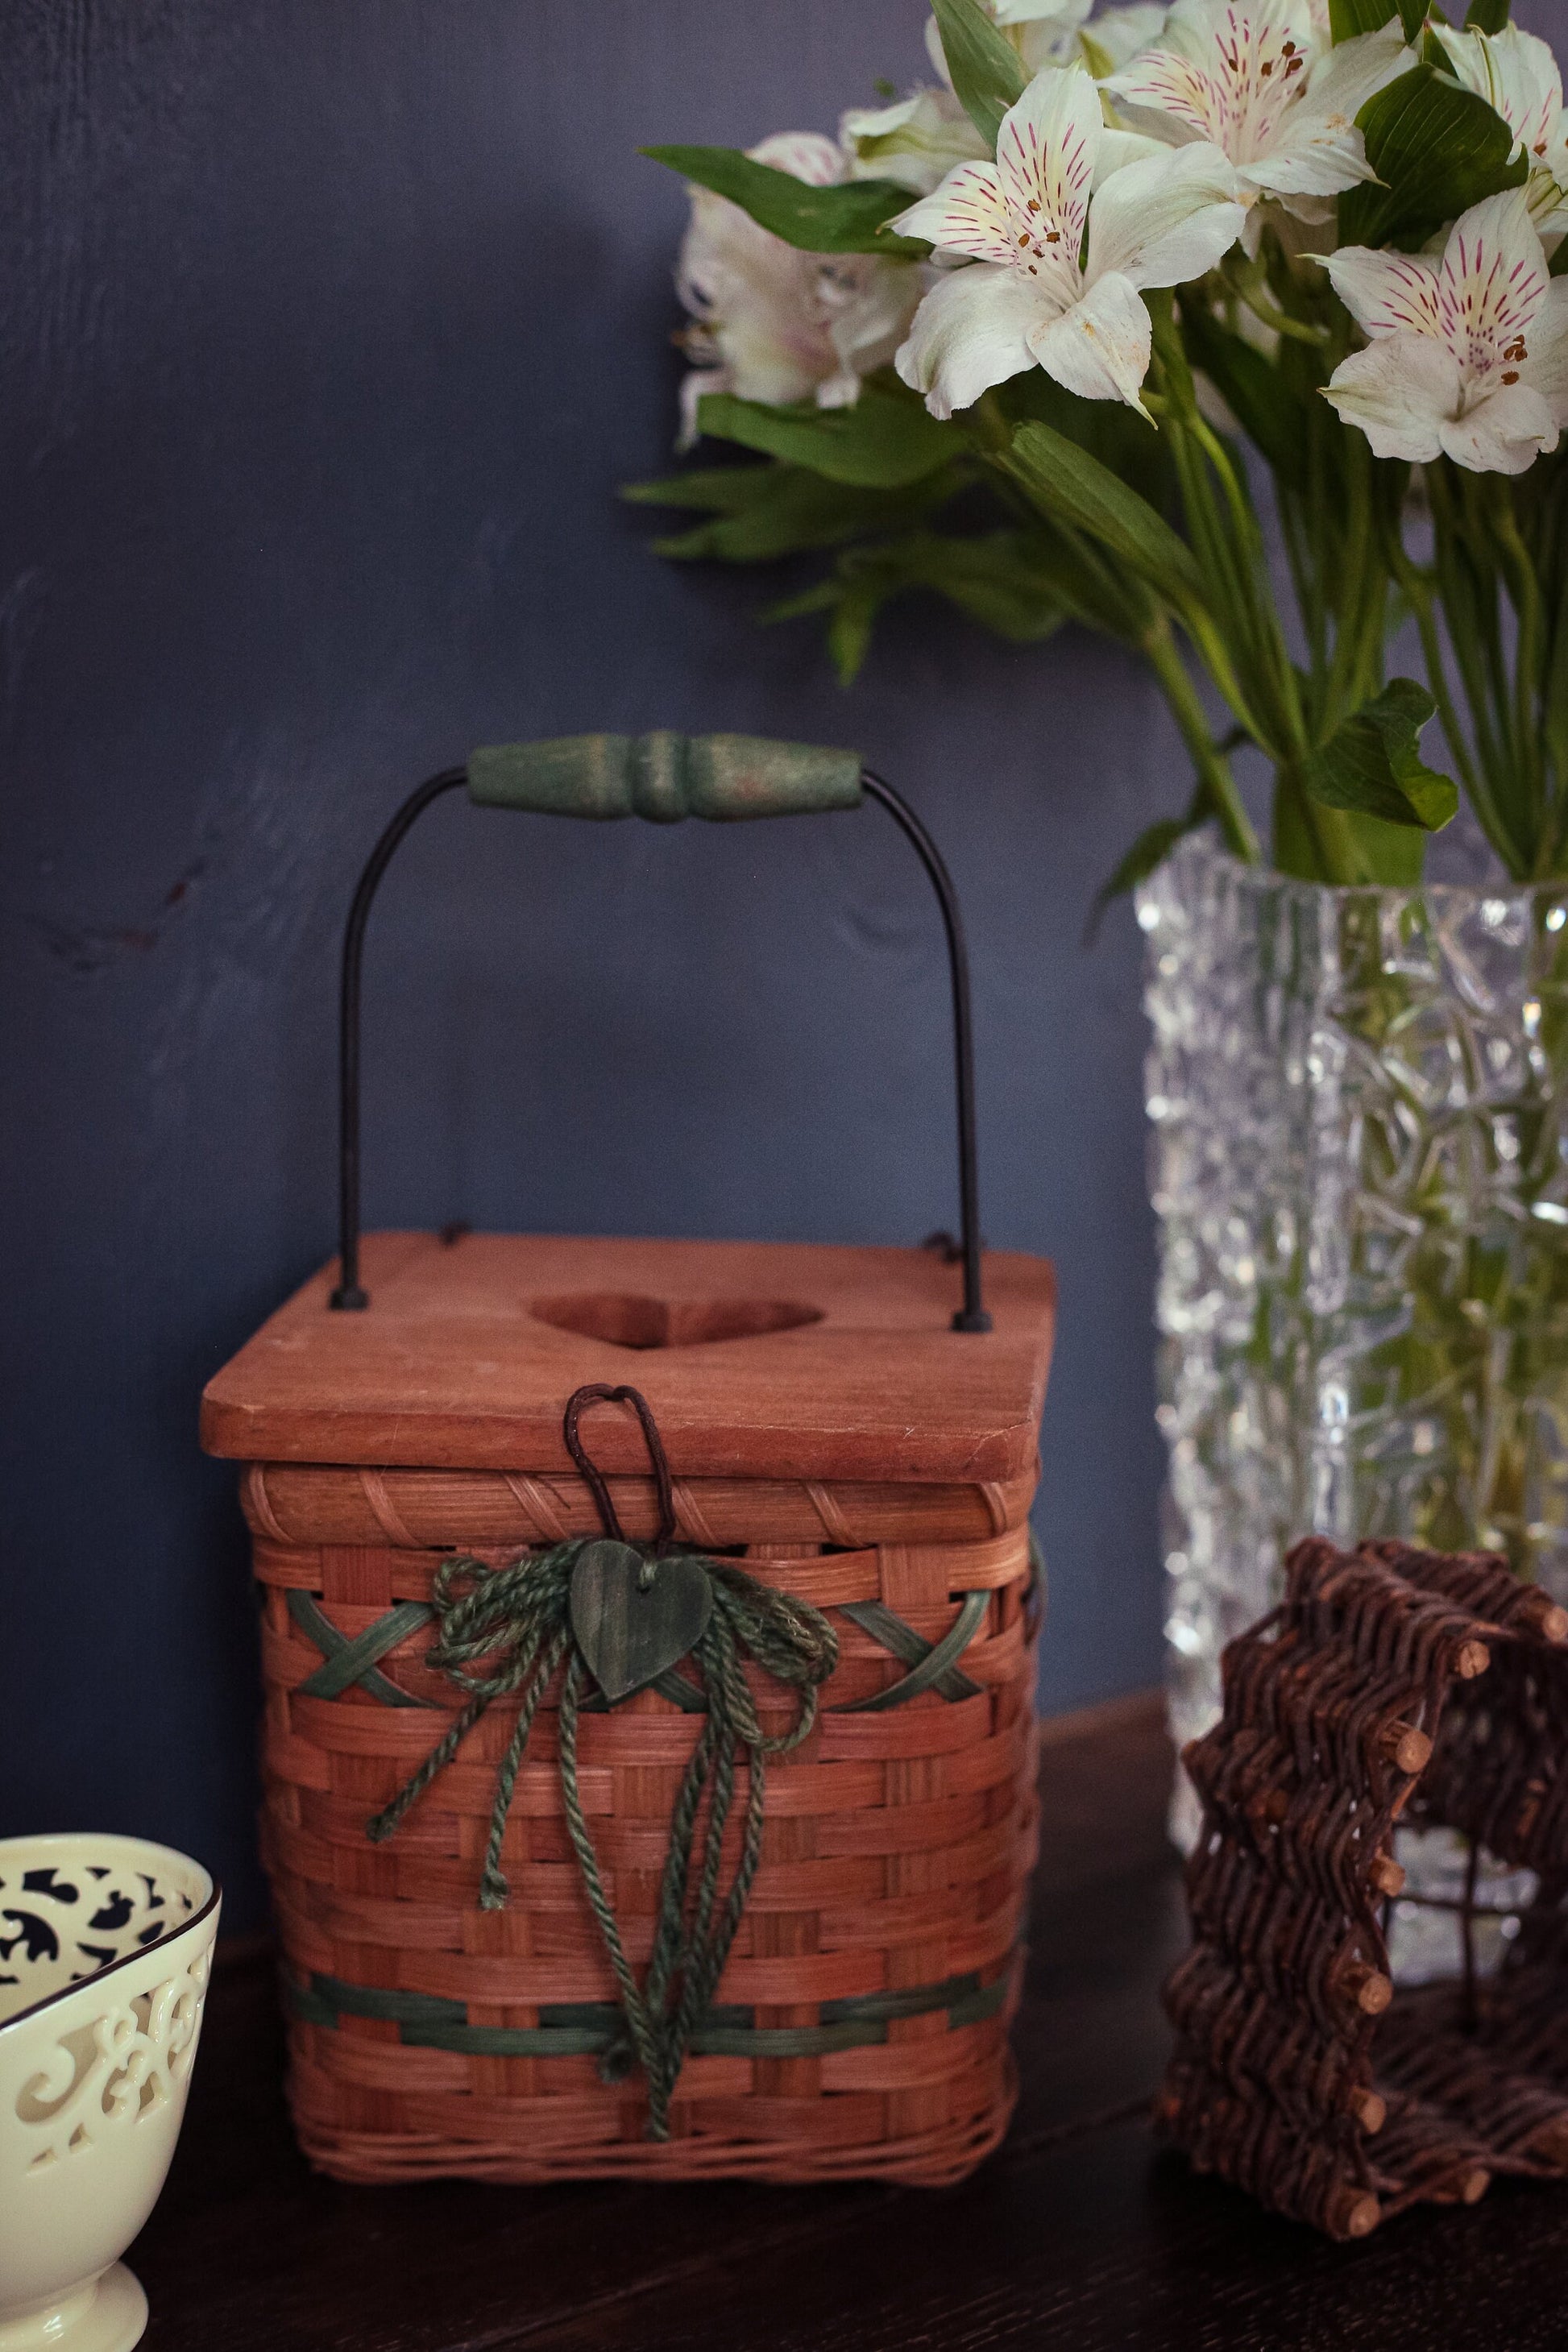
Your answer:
[1143,617,1260,865]
[1489,483,1548,872]
[1426,459,1518,856]
[1221,251,1331,347]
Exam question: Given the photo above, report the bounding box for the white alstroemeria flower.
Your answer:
[674,131,923,446]
[1105,0,1412,228]
[1433,24,1568,251]
[923,0,1093,81]
[923,0,1167,81]
[998,0,1172,77]
[990,0,1097,71]
[891,64,1246,417]
[1323,188,1568,475]
[848,77,1161,197]
[1081,6,1172,76]
[843,5,1171,204]
[841,88,989,196]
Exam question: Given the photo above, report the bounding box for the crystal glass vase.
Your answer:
[1138,832,1568,1974]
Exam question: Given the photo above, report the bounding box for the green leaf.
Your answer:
[1340,65,1527,251]
[641,147,929,257]
[1276,777,1424,884]
[621,467,779,513]
[765,529,1065,682]
[1464,0,1510,29]
[930,0,1027,150]
[1553,236,1568,279]
[1002,417,1205,615]
[1350,811,1425,885]
[1026,520,1160,641]
[639,464,964,562]
[1330,0,1423,39]
[765,579,840,622]
[826,579,886,685]
[765,570,886,684]
[899,530,1068,641]
[995,366,1176,516]
[1300,678,1458,831]
[695,387,958,486]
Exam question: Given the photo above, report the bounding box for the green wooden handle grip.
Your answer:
[467,732,863,823]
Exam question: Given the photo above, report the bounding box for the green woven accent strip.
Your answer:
[648,1665,709,1712]
[819,1967,984,2024]
[290,1588,989,1716]
[688,2018,884,2060]
[836,1589,988,1712]
[946,1971,1012,2030]
[290,1591,438,1708]
[306,1973,467,2026]
[537,1999,646,2031]
[285,1977,341,2030]
[289,1956,1014,2062]
[405,2019,614,2059]
[289,1592,700,1715]
[579,1665,707,1716]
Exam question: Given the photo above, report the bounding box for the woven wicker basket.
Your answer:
[1163,1537,1568,2238]
[201,736,1056,2185]
[208,1234,1052,2184]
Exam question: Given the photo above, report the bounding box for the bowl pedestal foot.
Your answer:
[0,2263,147,2352]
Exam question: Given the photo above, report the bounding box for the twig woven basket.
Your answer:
[1162,1536,1568,2238]
[201,733,1057,2185]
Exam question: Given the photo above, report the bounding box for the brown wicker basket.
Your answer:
[1162,1536,1568,2238]
[205,1234,1051,2184]
[200,736,1056,2185]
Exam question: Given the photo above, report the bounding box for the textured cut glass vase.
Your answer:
[1138,832,1568,1970]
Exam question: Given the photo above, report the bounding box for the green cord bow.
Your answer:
[367,1542,838,2138]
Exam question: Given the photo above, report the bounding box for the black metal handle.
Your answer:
[330,758,989,1330]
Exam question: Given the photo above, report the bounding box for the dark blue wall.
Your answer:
[2,0,1181,1928]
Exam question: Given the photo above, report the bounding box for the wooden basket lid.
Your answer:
[201,1230,1056,1484]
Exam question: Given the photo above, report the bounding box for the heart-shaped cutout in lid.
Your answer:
[532,1292,822,1350]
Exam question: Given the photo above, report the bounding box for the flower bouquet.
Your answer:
[633,0,1568,900]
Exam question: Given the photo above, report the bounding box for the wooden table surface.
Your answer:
[135,1695,1568,2351]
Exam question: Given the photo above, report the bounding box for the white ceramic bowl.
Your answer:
[0,1834,220,2352]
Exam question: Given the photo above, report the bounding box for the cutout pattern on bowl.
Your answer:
[16,1947,211,2169]
[531,1292,822,1350]
[0,1858,197,2022]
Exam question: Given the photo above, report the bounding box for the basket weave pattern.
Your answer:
[1162,1537,1568,2238]
[246,1465,1040,2184]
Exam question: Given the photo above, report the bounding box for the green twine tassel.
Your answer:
[367,1542,838,2139]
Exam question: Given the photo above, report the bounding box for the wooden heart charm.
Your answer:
[570,1540,713,1704]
